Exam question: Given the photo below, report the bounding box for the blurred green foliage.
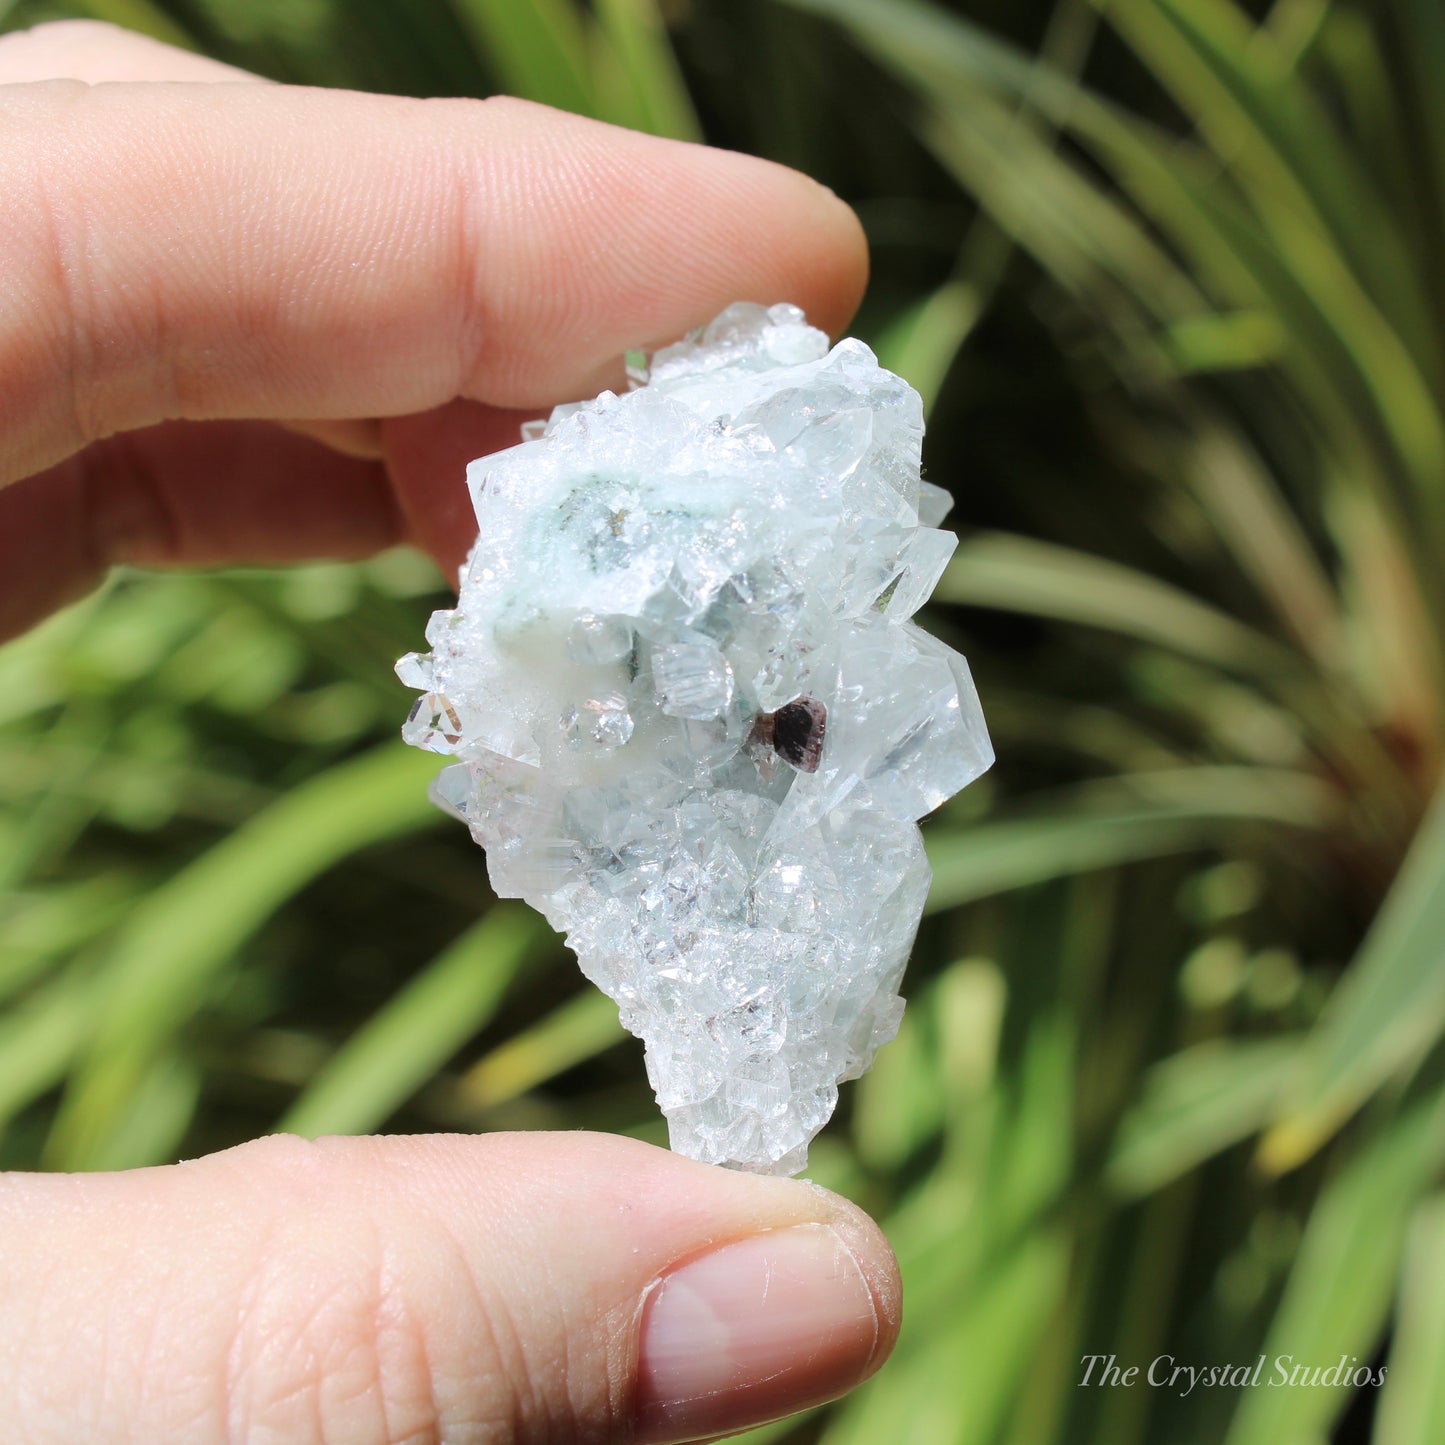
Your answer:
[3,0,1444,1440]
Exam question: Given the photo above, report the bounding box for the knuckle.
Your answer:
[457,91,540,124]
[218,1130,338,1182]
[225,1211,443,1443]
[18,88,107,449]
[434,94,580,405]
[5,78,182,452]
[216,1141,537,1444]
[205,1136,627,1443]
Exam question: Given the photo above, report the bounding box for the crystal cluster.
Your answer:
[397,303,992,1175]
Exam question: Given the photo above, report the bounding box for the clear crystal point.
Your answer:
[398,303,992,1175]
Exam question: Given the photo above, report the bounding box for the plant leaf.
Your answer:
[1227,1069,1445,1445]
[1262,783,1445,1171]
[280,905,551,1138]
[926,768,1334,914]
[457,987,627,1110]
[449,0,594,113]
[1109,1036,1302,1195]
[1373,1192,1445,1445]
[44,746,445,1169]
[591,0,701,140]
[938,531,1296,675]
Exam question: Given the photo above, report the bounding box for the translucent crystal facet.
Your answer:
[397,301,993,1175]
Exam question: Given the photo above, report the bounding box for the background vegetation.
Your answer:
[2,0,1444,1441]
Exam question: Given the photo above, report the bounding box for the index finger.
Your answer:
[0,80,868,486]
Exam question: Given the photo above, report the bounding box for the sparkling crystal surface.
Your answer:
[398,302,993,1175]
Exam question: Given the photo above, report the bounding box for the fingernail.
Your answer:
[635,1222,881,1442]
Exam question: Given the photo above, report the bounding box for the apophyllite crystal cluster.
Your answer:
[397,302,992,1175]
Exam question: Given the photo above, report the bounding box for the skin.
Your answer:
[0,21,896,1444]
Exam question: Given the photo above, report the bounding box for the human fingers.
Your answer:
[0,403,544,641]
[0,25,387,461]
[0,1131,900,1444]
[0,73,868,486]
[0,420,400,639]
[382,399,542,581]
[0,18,258,83]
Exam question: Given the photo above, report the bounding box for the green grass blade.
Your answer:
[279,905,549,1138]
[871,278,987,418]
[44,745,446,1169]
[926,768,1335,913]
[0,975,94,1138]
[849,1002,940,1173]
[1161,309,1285,372]
[1104,0,1445,499]
[937,531,1296,675]
[1227,1070,1445,1445]
[457,987,626,1110]
[920,98,1203,330]
[785,0,1445,608]
[781,0,1212,318]
[853,956,1008,1176]
[0,875,133,1005]
[1373,1193,1445,1445]
[1394,0,1445,246]
[1263,783,1445,1171]
[826,1232,1070,1445]
[1329,481,1445,750]
[75,1053,201,1173]
[870,1,1100,416]
[1316,8,1425,266]
[591,0,702,141]
[846,970,1075,1443]
[977,686,1185,773]
[924,67,1440,575]
[1104,0,1442,387]
[1108,1036,1302,1195]
[449,0,594,113]
[1175,421,1346,670]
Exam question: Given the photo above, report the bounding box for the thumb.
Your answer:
[0,1131,900,1443]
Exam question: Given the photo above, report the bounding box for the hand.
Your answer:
[4,1133,898,1443]
[0,20,866,638]
[0,21,894,1443]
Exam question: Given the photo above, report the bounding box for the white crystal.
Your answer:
[653,641,735,719]
[397,301,993,1175]
[567,613,634,665]
[918,479,954,528]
